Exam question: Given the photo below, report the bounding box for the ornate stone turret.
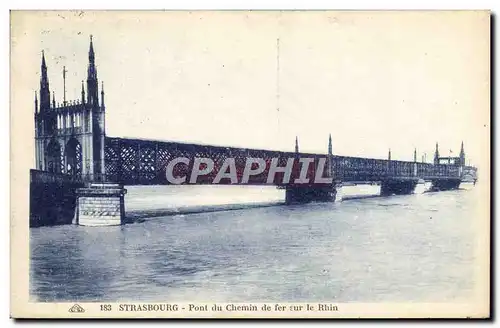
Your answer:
[434,143,440,164]
[87,35,99,107]
[328,134,332,155]
[459,141,465,166]
[327,133,333,178]
[39,51,50,112]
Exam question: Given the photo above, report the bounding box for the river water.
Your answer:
[30,183,479,302]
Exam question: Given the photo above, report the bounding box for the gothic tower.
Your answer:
[35,51,58,171]
[87,35,106,178]
[34,36,106,180]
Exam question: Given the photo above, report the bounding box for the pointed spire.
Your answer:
[87,35,99,107]
[295,136,299,153]
[434,142,440,164]
[41,50,46,68]
[89,34,95,62]
[388,148,391,161]
[39,50,50,111]
[328,133,332,155]
[414,148,417,162]
[459,141,465,166]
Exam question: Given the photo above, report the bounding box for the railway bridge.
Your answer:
[30,36,478,226]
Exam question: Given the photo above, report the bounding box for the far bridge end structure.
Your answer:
[30,37,478,227]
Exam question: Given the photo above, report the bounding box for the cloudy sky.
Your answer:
[11,11,489,168]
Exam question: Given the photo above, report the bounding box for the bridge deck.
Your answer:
[99,137,475,186]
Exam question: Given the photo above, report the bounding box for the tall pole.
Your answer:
[63,66,67,105]
[276,38,280,127]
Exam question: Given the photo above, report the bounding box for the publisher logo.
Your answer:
[68,304,85,313]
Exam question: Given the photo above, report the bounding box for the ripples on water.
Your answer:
[30,184,478,302]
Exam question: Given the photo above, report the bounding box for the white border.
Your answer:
[4,0,498,327]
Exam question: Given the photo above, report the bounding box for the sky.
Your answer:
[11,11,490,168]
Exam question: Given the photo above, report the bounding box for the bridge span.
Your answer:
[103,136,474,187]
[30,36,478,226]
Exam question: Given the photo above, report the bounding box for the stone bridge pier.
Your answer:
[430,178,462,191]
[285,184,337,204]
[285,134,338,204]
[380,178,419,196]
[73,182,127,226]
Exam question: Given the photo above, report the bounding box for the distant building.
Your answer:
[433,142,465,166]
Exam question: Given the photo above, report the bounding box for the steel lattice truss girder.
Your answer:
[104,137,462,185]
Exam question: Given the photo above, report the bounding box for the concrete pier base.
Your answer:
[73,183,127,226]
[285,184,337,204]
[430,178,461,191]
[380,178,418,196]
